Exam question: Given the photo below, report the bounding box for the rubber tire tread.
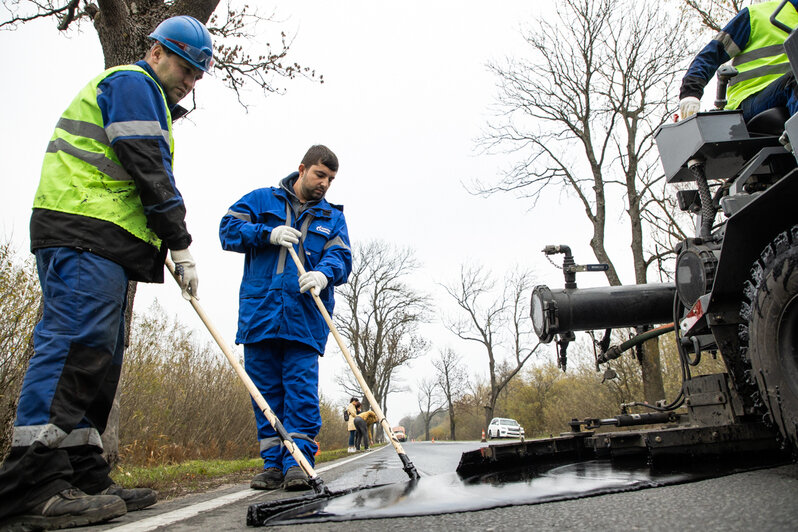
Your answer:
[743,224,798,451]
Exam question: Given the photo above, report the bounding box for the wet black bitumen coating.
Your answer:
[250,457,784,526]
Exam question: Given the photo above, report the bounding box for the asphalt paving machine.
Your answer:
[458,0,798,477]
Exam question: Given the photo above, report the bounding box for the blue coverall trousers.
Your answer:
[740,72,798,120]
[0,247,128,518]
[244,339,321,473]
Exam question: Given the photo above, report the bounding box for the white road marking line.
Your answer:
[105,449,380,532]
[104,489,261,532]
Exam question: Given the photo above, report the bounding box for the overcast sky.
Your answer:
[0,1,656,423]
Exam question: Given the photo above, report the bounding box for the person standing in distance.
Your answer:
[0,15,213,531]
[346,397,360,453]
[219,145,352,491]
[354,409,376,452]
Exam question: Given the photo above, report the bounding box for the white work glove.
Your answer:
[679,96,700,120]
[170,248,198,300]
[269,225,301,248]
[299,271,328,295]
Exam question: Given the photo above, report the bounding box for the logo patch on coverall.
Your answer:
[315,225,331,235]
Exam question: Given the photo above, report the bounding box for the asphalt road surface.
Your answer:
[76,441,798,531]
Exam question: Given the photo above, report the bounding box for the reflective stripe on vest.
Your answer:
[34,65,174,248]
[726,0,798,110]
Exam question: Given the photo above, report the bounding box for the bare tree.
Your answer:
[0,1,320,106]
[476,0,692,403]
[1,0,318,463]
[442,264,540,432]
[678,0,747,32]
[416,377,446,441]
[433,347,467,440]
[334,240,432,420]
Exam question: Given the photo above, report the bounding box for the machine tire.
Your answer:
[744,225,798,450]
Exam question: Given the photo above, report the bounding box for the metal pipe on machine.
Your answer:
[531,283,676,343]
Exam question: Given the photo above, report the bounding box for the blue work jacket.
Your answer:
[219,174,352,353]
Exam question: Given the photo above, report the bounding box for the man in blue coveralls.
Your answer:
[0,15,213,530]
[219,145,352,491]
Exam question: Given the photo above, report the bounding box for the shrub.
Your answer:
[0,242,41,459]
[119,302,257,465]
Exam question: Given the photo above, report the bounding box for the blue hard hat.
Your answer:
[149,15,214,72]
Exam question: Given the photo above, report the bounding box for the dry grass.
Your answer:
[111,448,354,499]
[119,303,258,465]
[118,301,352,466]
[0,242,41,459]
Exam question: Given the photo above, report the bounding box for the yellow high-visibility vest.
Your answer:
[727,0,798,109]
[34,65,174,248]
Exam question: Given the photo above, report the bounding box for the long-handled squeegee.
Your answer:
[285,246,420,480]
[166,256,418,526]
[165,258,331,494]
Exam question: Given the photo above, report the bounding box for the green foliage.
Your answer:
[111,447,352,496]
[112,457,262,490]
[0,241,41,459]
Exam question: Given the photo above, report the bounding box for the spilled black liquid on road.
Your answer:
[254,457,783,525]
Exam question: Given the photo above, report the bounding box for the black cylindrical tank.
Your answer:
[531,283,676,342]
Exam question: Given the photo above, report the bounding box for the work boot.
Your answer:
[251,467,283,490]
[97,484,157,511]
[282,466,311,491]
[0,487,126,530]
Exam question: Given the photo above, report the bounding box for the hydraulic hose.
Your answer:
[621,390,685,413]
[597,323,675,363]
[689,161,717,239]
[600,322,685,412]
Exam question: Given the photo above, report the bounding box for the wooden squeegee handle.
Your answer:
[287,247,415,467]
[165,257,324,487]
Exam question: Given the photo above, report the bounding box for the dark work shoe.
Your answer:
[282,466,311,491]
[0,487,126,531]
[251,467,283,490]
[98,484,157,511]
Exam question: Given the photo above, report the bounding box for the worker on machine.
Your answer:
[680,0,798,121]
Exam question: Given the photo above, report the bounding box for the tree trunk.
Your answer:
[101,280,137,468]
[629,181,666,402]
[93,0,221,69]
[640,337,665,404]
[484,402,494,433]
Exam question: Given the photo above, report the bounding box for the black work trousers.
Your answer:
[353,417,369,450]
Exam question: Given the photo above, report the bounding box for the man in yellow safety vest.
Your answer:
[0,15,213,531]
[679,0,798,121]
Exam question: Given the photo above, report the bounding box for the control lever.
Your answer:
[715,64,739,110]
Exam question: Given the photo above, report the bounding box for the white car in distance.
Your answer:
[488,417,525,440]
